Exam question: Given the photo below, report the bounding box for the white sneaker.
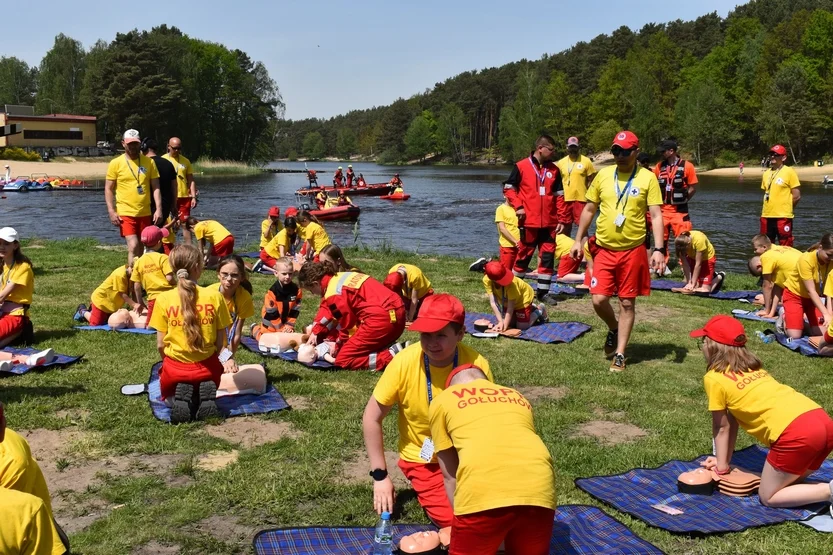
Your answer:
[775,307,786,335]
[0,360,12,373]
[25,349,55,366]
[662,266,672,276]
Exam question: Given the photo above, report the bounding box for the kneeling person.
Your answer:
[482,260,546,332]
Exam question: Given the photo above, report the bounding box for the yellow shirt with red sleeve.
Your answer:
[260,218,283,249]
[2,260,34,317]
[265,228,294,259]
[482,274,535,314]
[704,368,820,446]
[373,343,492,464]
[193,220,232,245]
[686,230,716,260]
[586,165,662,251]
[554,233,575,260]
[91,265,130,313]
[149,285,231,363]
[429,379,556,515]
[106,154,160,217]
[760,245,801,289]
[761,165,800,218]
[300,221,331,253]
[388,263,432,299]
[130,251,174,301]
[794,250,832,299]
[162,153,194,199]
[556,154,596,202]
[494,203,520,248]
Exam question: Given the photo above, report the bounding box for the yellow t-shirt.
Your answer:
[388,264,432,299]
[162,153,194,199]
[761,166,800,218]
[265,228,294,259]
[0,487,61,555]
[494,204,520,248]
[704,368,819,446]
[686,230,716,260]
[194,220,232,244]
[554,233,575,260]
[91,265,130,313]
[214,283,255,323]
[105,154,159,217]
[556,154,596,202]
[760,246,801,289]
[149,285,232,362]
[429,379,556,515]
[481,274,535,313]
[2,261,33,316]
[300,222,330,253]
[260,218,283,249]
[372,343,492,464]
[161,216,176,247]
[130,252,174,301]
[586,165,662,251]
[794,250,832,299]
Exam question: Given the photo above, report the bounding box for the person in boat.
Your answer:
[315,189,329,209]
[389,173,403,189]
[307,169,318,187]
[336,189,353,207]
[346,165,355,187]
[356,174,367,188]
[324,192,341,209]
[333,167,344,187]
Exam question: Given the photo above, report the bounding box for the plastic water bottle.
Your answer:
[756,330,774,344]
[371,511,393,555]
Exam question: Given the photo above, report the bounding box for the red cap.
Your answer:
[485,260,514,287]
[268,206,280,218]
[689,315,747,347]
[409,293,465,333]
[382,271,404,292]
[769,145,787,156]
[285,207,299,217]
[612,131,639,149]
[140,225,169,246]
[567,136,580,146]
[445,363,484,388]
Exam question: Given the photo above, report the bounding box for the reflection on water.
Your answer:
[4,161,832,273]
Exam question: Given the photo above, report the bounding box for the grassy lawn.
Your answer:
[4,239,832,554]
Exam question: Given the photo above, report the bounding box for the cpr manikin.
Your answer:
[677,468,716,495]
[257,332,309,354]
[108,308,148,329]
[398,528,451,554]
[296,342,337,365]
[217,364,267,397]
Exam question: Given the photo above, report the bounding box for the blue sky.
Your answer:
[8,0,741,120]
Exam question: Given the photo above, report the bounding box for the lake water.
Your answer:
[4,161,832,273]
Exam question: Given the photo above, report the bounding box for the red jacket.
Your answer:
[504,154,567,228]
[311,272,404,339]
[333,170,344,187]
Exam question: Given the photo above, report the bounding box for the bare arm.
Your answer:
[150,177,162,224]
[803,278,830,324]
[488,293,502,324]
[134,282,146,310]
[187,173,197,208]
[156,331,165,358]
[231,318,244,353]
[362,396,395,515]
[497,222,518,246]
[408,288,419,322]
[703,410,737,473]
[502,298,515,330]
[104,180,121,226]
[570,201,597,258]
[215,327,227,354]
[759,277,775,316]
[792,188,801,206]
[690,250,703,286]
[436,449,459,511]
[119,292,139,310]
[0,281,16,303]
[648,205,666,273]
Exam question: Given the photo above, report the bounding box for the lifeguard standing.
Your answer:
[333,167,344,187]
[346,165,355,186]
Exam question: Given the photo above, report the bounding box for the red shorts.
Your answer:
[781,289,822,331]
[177,197,192,222]
[145,299,156,325]
[499,246,518,272]
[259,249,278,267]
[120,215,152,238]
[162,243,173,255]
[397,459,454,528]
[88,303,112,326]
[159,354,224,400]
[450,506,555,555]
[513,304,542,326]
[686,256,717,286]
[557,253,581,278]
[563,201,585,225]
[767,408,833,475]
[760,217,794,247]
[660,207,692,243]
[211,235,235,257]
[590,245,651,298]
[0,314,26,341]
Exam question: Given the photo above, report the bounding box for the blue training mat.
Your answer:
[147,362,289,422]
[0,348,83,376]
[732,309,777,324]
[252,505,663,554]
[575,445,833,534]
[240,337,336,369]
[238,251,262,259]
[773,332,820,357]
[464,312,591,344]
[650,279,759,301]
[524,277,587,296]
[75,325,157,335]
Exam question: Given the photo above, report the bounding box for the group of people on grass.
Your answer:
[3,128,833,555]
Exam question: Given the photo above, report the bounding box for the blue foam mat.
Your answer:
[147,361,289,422]
[464,312,591,344]
[0,348,83,376]
[773,332,820,357]
[575,445,832,534]
[75,325,157,335]
[240,337,336,369]
[650,279,759,301]
[524,277,587,296]
[732,309,777,323]
[239,251,262,259]
[252,505,663,554]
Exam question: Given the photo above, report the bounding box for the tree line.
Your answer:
[0,26,283,163]
[275,0,833,166]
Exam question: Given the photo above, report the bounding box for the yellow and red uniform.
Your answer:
[131,251,174,323]
[89,265,130,325]
[299,221,330,255]
[684,230,717,287]
[162,153,194,221]
[780,250,833,331]
[760,165,800,246]
[387,263,433,313]
[193,220,234,257]
[556,154,596,225]
[481,274,541,326]
[494,203,520,271]
[554,233,581,278]
[0,260,33,341]
[106,154,159,237]
[654,158,697,259]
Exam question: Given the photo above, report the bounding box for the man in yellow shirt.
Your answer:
[555,136,596,237]
[760,144,800,247]
[104,129,163,269]
[430,364,556,555]
[164,137,197,243]
[570,131,665,372]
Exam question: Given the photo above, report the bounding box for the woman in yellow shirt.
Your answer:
[674,230,725,294]
[255,217,299,274]
[0,227,34,347]
[691,315,833,509]
[297,211,331,260]
[482,260,546,332]
[214,255,255,358]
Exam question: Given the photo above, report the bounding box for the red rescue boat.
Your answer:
[296,183,394,197]
[380,193,410,201]
[309,205,361,221]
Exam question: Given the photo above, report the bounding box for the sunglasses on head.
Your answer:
[611,146,635,157]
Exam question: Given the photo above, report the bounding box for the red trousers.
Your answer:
[450,505,555,555]
[499,246,518,272]
[335,306,406,371]
[0,314,26,342]
[159,354,223,400]
[88,303,111,326]
[259,249,278,267]
[761,217,794,247]
[397,459,454,528]
[513,227,556,276]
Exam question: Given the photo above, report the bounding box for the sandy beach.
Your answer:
[1,158,111,180]
[702,164,831,181]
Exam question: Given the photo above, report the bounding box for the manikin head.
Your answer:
[398,527,451,553]
[297,343,317,364]
[108,309,133,329]
[678,468,713,485]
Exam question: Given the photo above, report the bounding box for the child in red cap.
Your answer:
[363,294,492,530]
[482,260,546,332]
[691,314,833,509]
[383,263,434,322]
[259,206,283,255]
[131,226,175,324]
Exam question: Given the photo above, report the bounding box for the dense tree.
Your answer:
[436,103,467,163]
[336,128,357,159]
[303,132,326,160]
[35,34,86,114]
[0,57,37,106]
[675,80,738,164]
[404,112,436,162]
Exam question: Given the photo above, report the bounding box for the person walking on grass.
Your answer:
[761,145,800,247]
[555,136,596,237]
[142,138,177,227]
[164,137,198,244]
[653,139,698,269]
[570,131,665,372]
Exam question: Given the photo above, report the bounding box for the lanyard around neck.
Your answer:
[613,166,638,210]
[528,157,547,186]
[125,154,143,186]
[423,349,458,405]
[220,283,238,345]
[766,167,783,194]
[1,260,15,289]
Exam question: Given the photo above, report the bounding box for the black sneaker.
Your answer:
[251,260,264,273]
[712,271,726,293]
[609,353,626,372]
[195,380,220,421]
[73,304,87,322]
[537,292,559,306]
[468,257,488,273]
[171,383,194,424]
[604,329,618,359]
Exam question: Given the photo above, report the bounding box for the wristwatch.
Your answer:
[653,247,667,255]
[369,468,388,481]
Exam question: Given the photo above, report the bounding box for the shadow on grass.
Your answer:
[1,384,87,403]
[32,329,80,341]
[392,488,419,521]
[628,343,688,364]
[274,373,303,382]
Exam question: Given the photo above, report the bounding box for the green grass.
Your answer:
[192,158,262,176]
[6,239,833,554]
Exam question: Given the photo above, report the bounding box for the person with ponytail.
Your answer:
[296,210,331,261]
[0,227,34,347]
[149,244,232,423]
[319,244,361,272]
[297,260,406,371]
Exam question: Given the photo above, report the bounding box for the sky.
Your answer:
[7,0,742,121]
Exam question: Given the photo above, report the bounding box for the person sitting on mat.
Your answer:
[319,244,361,272]
[296,211,331,261]
[298,260,406,371]
[749,234,801,319]
[251,257,303,339]
[254,217,299,275]
[553,233,584,283]
[691,315,833,509]
[260,206,283,255]
[429,364,556,555]
[383,263,434,322]
[213,255,255,361]
[131,226,175,325]
[363,294,492,530]
[149,244,232,423]
[186,217,235,269]
[482,260,547,332]
[795,233,833,328]
[75,263,140,326]
[0,227,34,347]
[674,230,725,294]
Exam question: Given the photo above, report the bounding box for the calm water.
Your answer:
[4,161,832,273]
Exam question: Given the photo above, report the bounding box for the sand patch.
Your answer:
[195,450,239,471]
[337,449,408,489]
[55,408,91,423]
[131,541,182,554]
[572,420,647,445]
[204,418,302,449]
[517,386,568,403]
[190,515,258,545]
[286,395,313,410]
[637,304,681,325]
[25,244,46,249]
[592,407,626,421]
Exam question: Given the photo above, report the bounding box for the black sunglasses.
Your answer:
[611,146,635,157]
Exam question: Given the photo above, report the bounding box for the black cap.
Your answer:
[658,139,678,152]
[141,137,158,153]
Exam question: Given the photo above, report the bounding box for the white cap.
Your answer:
[122,129,141,143]
[0,227,19,242]
[3,165,8,168]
